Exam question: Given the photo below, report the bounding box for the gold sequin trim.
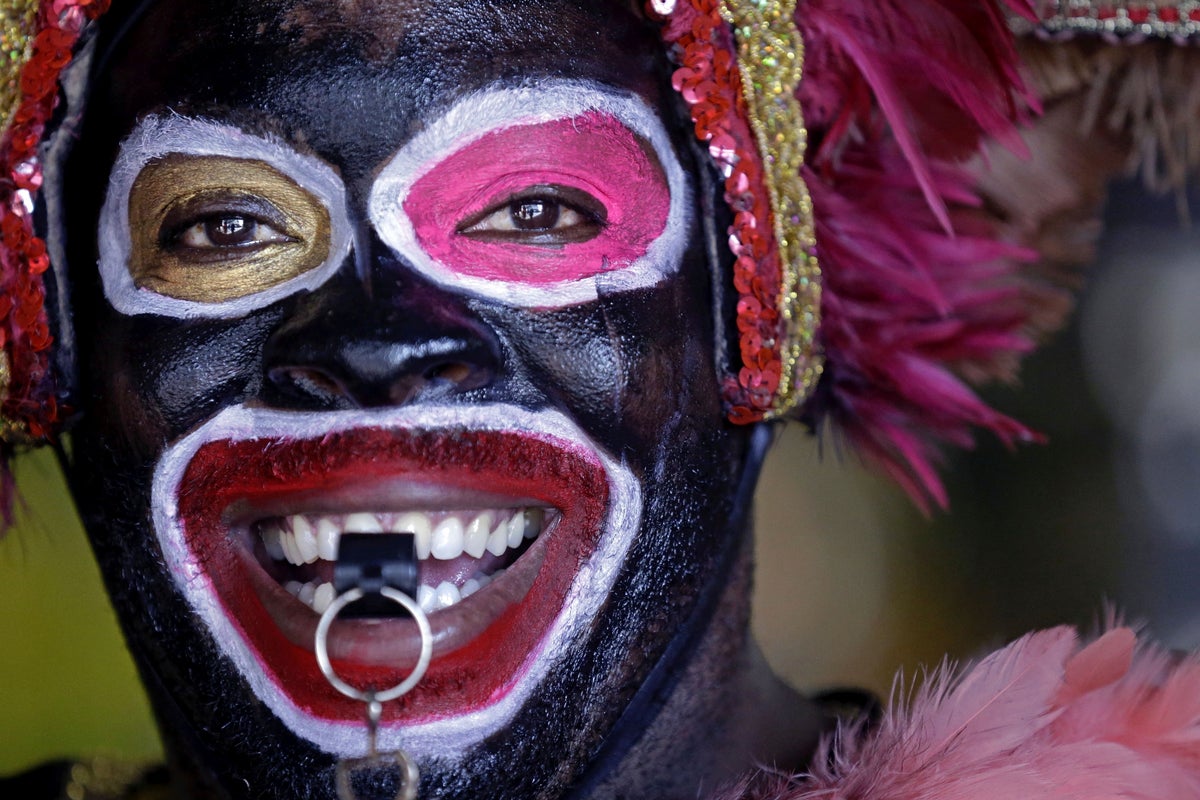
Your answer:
[0,0,38,133]
[719,0,822,417]
[0,349,19,441]
[64,757,163,800]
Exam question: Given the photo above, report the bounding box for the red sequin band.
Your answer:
[1016,0,1200,38]
[655,0,817,424]
[0,0,109,441]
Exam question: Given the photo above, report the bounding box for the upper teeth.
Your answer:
[259,508,545,568]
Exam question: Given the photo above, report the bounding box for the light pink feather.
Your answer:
[714,626,1200,800]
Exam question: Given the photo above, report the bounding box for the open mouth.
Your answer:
[153,405,638,753]
[255,506,553,616]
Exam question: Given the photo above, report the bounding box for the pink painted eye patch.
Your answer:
[404,112,670,286]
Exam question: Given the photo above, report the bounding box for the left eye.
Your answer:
[458,186,606,244]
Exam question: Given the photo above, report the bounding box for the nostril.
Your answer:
[425,360,493,394]
[383,361,490,404]
[268,366,349,405]
[426,362,473,385]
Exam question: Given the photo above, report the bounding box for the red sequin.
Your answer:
[0,0,111,441]
[651,0,794,424]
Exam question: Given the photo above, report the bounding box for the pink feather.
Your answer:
[791,0,1054,510]
[713,625,1200,800]
[804,144,1040,512]
[798,0,1036,230]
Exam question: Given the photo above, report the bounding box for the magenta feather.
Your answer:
[799,0,1035,229]
[805,146,1039,511]
[792,0,1053,510]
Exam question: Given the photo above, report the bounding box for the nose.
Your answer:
[262,267,500,409]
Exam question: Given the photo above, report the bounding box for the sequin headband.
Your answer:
[0,0,109,446]
[0,0,1144,509]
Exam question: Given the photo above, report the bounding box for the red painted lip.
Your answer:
[176,425,609,724]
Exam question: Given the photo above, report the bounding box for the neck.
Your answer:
[589,530,822,799]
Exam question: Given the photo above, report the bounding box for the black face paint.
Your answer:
[61,1,766,797]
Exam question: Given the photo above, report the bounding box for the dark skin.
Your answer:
[59,1,820,797]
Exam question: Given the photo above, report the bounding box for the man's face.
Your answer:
[63,1,756,796]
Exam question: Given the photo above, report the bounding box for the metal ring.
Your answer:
[335,750,419,800]
[315,587,433,703]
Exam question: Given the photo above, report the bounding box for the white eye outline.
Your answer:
[368,82,693,309]
[98,114,353,319]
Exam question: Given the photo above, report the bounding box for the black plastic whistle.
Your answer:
[333,532,419,619]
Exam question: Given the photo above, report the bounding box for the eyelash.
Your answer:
[158,193,296,254]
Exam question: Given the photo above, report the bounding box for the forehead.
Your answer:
[95,0,666,177]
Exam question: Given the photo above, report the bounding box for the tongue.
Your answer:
[421,551,507,586]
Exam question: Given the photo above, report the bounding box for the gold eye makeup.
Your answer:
[100,116,353,319]
[127,154,332,303]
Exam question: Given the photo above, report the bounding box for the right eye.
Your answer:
[159,195,299,259]
[171,213,294,251]
[394,110,672,291]
[457,184,607,246]
[128,154,332,303]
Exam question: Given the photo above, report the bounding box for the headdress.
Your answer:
[655,0,1044,509]
[652,0,1199,508]
[1,1,107,450]
[0,0,1179,516]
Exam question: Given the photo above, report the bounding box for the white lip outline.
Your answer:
[151,403,641,761]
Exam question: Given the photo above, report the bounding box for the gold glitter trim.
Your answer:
[720,0,822,418]
[1,0,38,133]
[0,348,28,443]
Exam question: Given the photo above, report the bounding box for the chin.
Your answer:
[148,402,641,760]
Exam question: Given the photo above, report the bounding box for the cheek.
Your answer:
[147,318,277,420]
[81,308,279,450]
[482,304,623,426]
[598,285,724,447]
[479,263,721,454]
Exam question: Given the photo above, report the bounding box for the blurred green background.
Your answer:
[0,449,160,770]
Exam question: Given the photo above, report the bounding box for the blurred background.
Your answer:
[3,180,1200,775]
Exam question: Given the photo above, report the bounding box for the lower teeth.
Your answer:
[285,570,507,615]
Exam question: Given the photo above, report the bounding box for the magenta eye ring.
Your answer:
[314,586,434,703]
[367,84,692,310]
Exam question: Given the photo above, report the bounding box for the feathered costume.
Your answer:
[2,0,1199,797]
[721,624,1200,800]
[667,1,1200,796]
